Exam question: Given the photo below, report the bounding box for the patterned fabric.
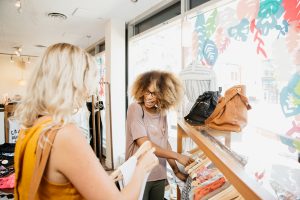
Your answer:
[181,177,192,200]
[179,64,217,117]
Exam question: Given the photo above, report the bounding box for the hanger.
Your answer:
[110,141,153,182]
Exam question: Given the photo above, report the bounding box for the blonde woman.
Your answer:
[14,43,158,200]
[126,70,194,200]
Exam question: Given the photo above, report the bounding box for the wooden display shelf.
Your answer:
[177,119,274,200]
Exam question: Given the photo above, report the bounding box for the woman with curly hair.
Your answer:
[126,70,194,200]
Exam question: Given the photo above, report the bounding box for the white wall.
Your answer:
[0,55,36,98]
[105,19,126,168]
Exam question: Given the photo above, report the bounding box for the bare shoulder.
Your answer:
[53,123,87,149]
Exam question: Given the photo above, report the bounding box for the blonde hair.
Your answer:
[131,70,183,112]
[14,43,98,128]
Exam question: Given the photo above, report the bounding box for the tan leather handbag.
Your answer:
[204,85,251,132]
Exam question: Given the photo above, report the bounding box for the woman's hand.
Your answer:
[175,171,188,182]
[176,154,194,167]
[137,148,159,173]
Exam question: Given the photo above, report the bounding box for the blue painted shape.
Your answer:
[228,18,250,42]
[256,15,277,36]
[280,73,300,117]
[202,39,218,66]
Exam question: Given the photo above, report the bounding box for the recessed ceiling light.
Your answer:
[131,0,138,2]
[35,44,47,48]
[47,12,68,20]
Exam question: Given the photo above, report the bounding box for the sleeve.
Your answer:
[127,103,148,141]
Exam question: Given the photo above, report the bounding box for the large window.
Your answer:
[128,19,182,146]
[183,0,300,135]
[182,0,300,196]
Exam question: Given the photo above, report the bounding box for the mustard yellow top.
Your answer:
[14,118,84,200]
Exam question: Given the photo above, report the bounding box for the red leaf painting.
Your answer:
[250,19,268,58]
[236,0,260,21]
[283,0,300,28]
[215,27,231,54]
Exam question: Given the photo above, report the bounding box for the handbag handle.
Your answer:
[206,87,251,123]
[28,126,59,200]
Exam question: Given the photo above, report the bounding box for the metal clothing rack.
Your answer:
[91,81,114,170]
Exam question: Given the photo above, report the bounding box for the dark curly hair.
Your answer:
[131,70,183,112]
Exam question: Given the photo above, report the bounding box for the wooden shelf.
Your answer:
[177,119,274,200]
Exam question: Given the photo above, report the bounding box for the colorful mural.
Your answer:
[189,0,300,155]
[191,0,299,66]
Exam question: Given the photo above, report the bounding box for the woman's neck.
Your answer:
[143,104,158,114]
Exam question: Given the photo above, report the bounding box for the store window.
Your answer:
[189,0,211,10]
[182,0,300,195]
[128,19,182,146]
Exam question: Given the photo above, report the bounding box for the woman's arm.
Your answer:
[136,137,194,166]
[47,124,157,200]
[166,142,188,181]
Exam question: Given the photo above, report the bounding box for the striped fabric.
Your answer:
[179,64,217,117]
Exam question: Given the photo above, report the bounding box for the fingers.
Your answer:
[140,147,159,172]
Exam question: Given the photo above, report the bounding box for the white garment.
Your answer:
[8,118,20,143]
[71,106,90,142]
[118,156,149,200]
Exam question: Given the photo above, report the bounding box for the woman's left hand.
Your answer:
[176,154,194,166]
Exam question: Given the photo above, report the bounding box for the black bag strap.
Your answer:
[140,104,144,119]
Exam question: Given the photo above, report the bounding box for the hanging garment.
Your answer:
[8,118,20,143]
[118,156,149,200]
[72,106,90,142]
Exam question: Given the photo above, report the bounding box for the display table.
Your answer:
[177,119,300,199]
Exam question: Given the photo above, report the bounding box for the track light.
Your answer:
[15,0,21,8]
[26,56,31,64]
[14,46,22,57]
[10,56,14,63]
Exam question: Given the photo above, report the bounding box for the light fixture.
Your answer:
[48,12,68,21]
[10,56,14,63]
[15,50,20,57]
[26,56,31,64]
[15,0,21,8]
[14,46,22,57]
[15,0,22,13]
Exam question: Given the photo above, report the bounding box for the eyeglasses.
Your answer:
[144,90,157,97]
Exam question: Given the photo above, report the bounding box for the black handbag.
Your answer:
[184,90,221,125]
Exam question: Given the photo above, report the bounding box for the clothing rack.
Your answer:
[91,81,114,170]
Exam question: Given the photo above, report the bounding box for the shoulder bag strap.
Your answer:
[28,126,59,200]
[205,88,239,123]
[140,103,144,119]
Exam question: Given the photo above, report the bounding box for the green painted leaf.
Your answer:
[258,0,282,18]
[205,9,218,38]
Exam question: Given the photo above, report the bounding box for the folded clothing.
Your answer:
[0,173,14,189]
[194,177,226,200]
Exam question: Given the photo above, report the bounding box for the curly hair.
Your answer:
[131,70,183,112]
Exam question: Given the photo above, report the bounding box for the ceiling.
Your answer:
[0,0,163,56]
